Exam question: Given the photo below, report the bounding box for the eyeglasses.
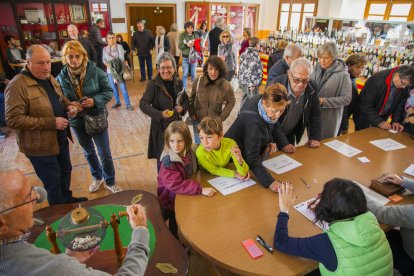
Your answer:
[222,36,229,38]
[0,186,37,214]
[289,72,309,85]
[160,66,174,71]
[107,37,115,40]
[399,76,411,87]
[66,54,82,60]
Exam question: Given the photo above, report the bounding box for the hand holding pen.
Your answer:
[307,193,321,210]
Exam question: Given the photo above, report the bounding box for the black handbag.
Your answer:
[84,108,108,136]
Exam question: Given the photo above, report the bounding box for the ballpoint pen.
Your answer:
[307,193,321,209]
[256,235,274,254]
[300,177,311,189]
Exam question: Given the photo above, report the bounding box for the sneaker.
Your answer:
[0,131,6,139]
[106,183,122,193]
[112,103,121,109]
[89,178,104,192]
[126,105,134,111]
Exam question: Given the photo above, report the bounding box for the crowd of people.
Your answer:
[1,16,414,276]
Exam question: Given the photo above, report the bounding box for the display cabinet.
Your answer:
[186,1,260,39]
[90,0,111,38]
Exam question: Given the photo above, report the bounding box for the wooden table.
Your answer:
[176,128,414,276]
[29,190,188,276]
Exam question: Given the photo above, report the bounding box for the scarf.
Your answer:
[155,35,165,59]
[67,60,88,100]
[258,99,278,124]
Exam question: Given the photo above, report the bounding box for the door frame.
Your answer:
[126,3,176,43]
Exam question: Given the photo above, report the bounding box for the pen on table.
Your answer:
[307,193,321,209]
[256,235,274,254]
[300,177,311,189]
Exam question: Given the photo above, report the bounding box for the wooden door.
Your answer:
[127,5,175,37]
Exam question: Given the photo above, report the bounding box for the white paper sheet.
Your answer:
[207,177,256,196]
[294,200,329,230]
[357,156,371,163]
[262,154,302,174]
[369,138,406,151]
[324,140,362,157]
[404,164,414,177]
[353,181,390,205]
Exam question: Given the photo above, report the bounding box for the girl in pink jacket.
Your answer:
[157,121,216,238]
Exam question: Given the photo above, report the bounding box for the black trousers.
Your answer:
[162,208,178,239]
[27,139,72,205]
[387,229,414,275]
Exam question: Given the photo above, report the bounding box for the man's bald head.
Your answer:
[0,166,25,211]
[26,45,51,80]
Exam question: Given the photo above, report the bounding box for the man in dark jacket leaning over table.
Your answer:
[271,58,321,153]
[354,65,414,132]
[5,45,85,205]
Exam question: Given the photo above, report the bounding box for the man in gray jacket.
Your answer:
[89,19,107,70]
[0,166,150,276]
[367,173,414,275]
[131,19,154,81]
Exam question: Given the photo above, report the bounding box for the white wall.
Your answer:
[337,0,366,19]
[110,0,264,34]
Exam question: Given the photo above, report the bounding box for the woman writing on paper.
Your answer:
[274,179,393,275]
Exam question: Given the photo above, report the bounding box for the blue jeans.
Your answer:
[72,126,115,186]
[108,73,131,106]
[192,120,200,144]
[182,57,196,89]
[27,139,72,205]
[138,55,153,80]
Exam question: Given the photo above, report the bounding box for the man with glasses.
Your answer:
[0,166,150,276]
[354,65,414,131]
[5,45,86,205]
[272,58,321,153]
[266,44,304,88]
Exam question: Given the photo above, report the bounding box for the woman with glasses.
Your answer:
[310,42,351,139]
[189,56,236,144]
[139,52,188,166]
[103,32,133,111]
[218,30,238,81]
[57,41,120,194]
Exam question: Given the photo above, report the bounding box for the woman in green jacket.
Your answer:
[274,179,393,275]
[57,40,120,194]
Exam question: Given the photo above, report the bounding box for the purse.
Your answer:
[123,64,134,81]
[369,176,405,197]
[84,108,109,136]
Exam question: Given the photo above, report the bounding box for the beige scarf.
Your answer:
[68,60,88,100]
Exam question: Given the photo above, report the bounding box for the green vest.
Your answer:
[319,212,393,276]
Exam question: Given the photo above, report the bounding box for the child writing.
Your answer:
[157,121,216,238]
[196,117,250,179]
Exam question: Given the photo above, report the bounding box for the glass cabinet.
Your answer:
[186,1,260,38]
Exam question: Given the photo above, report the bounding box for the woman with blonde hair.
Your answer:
[155,26,170,65]
[218,30,238,81]
[57,40,120,194]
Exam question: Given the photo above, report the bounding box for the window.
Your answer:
[364,0,414,21]
[277,0,318,31]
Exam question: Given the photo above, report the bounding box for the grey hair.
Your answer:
[26,45,50,60]
[317,42,339,59]
[215,17,225,28]
[157,52,177,70]
[290,58,312,74]
[170,23,178,32]
[67,24,78,31]
[283,44,304,59]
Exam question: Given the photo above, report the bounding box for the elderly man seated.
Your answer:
[0,165,149,275]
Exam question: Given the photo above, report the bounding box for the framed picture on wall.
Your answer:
[70,4,86,23]
[25,10,46,24]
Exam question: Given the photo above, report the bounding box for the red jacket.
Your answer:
[157,149,201,211]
